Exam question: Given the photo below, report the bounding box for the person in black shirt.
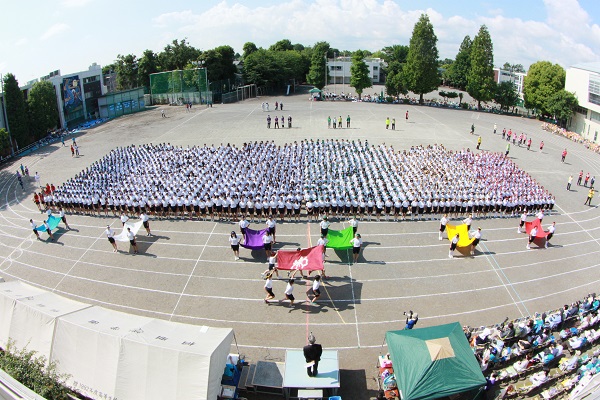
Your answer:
[303,333,323,377]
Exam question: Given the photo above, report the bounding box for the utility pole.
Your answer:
[0,73,15,156]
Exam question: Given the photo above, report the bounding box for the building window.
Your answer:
[373,75,378,81]
[83,76,98,84]
[591,111,600,122]
[589,77,600,106]
[575,106,588,115]
[373,66,378,71]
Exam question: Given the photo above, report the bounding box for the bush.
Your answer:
[461,103,469,109]
[0,340,72,399]
[402,98,410,104]
[385,96,395,103]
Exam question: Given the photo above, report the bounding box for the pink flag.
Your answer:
[277,245,324,271]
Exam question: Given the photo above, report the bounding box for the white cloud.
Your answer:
[14,38,28,47]
[151,0,600,69]
[61,0,93,7]
[40,23,70,41]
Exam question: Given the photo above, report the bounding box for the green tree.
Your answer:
[243,49,278,88]
[350,50,372,100]
[502,62,525,73]
[385,61,407,97]
[548,90,578,127]
[446,35,471,90]
[307,42,330,89]
[467,25,496,109]
[494,81,519,112]
[2,73,29,148]
[0,128,10,156]
[380,45,409,64]
[137,50,159,90]
[269,39,293,52]
[157,38,201,71]
[403,14,439,104]
[523,61,566,116]
[199,45,238,83]
[242,42,258,58]
[27,81,59,140]
[115,54,139,90]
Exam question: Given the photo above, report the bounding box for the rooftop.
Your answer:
[571,61,600,74]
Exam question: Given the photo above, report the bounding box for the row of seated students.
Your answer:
[462,293,600,397]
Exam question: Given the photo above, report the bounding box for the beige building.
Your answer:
[565,62,600,143]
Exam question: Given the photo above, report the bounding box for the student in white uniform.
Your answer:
[307,275,322,303]
[264,272,275,303]
[229,231,241,260]
[105,225,117,252]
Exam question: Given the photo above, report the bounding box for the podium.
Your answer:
[283,350,340,399]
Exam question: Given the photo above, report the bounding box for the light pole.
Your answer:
[0,73,15,156]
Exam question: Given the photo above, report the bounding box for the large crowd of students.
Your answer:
[42,140,554,221]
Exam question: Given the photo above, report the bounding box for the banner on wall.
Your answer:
[62,75,83,112]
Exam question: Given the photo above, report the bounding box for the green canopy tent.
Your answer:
[326,226,354,250]
[308,88,322,94]
[385,322,486,400]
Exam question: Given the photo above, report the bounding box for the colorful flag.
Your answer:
[446,223,476,247]
[240,228,269,250]
[525,219,549,238]
[326,226,354,249]
[277,245,324,271]
[35,215,62,232]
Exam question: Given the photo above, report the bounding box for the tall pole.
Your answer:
[0,73,15,156]
[324,55,327,89]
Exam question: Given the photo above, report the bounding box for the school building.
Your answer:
[326,57,384,86]
[565,62,600,143]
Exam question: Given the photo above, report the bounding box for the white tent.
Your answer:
[0,280,46,350]
[51,306,234,400]
[0,280,90,361]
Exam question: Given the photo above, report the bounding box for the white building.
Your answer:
[493,68,526,99]
[565,62,600,143]
[326,57,383,86]
[20,63,106,129]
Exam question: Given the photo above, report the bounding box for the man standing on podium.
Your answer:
[303,333,323,377]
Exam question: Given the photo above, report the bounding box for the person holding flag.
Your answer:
[545,222,556,248]
[449,233,459,258]
[30,219,41,240]
[439,214,449,240]
[527,225,538,250]
[43,220,54,241]
[319,216,330,237]
[350,233,362,264]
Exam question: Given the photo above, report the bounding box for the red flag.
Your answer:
[525,219,550,238]
[276,245,324,271]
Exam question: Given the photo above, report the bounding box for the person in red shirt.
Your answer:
[562,149,568,163]
[539,141,544,152]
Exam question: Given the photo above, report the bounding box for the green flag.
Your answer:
[326,226,354,249]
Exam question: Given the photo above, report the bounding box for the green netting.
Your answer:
[149,69,208,95]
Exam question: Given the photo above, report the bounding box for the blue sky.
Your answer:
[1,0,599,83]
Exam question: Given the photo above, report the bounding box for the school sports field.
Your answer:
[1,89,598,399]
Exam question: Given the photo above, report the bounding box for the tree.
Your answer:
[28,81,59,140]
[199,45,238,83]
[157,39,201,71]
[2,73,29,148]
[243,49,278,87]
[307,42,330,89]
[242,42,258,58]
[494,81,519,112]
[137,50,159,89]
[349,50,372,100]
[0,128,10,157]
[467,25,496,109]
[403,14,439,104]
[548,90,578,127]
[502,62,525,73]
[523,61,566,116]
[380,45,409,64]
[269,39,293,52]
[115,54,139,90]
[446,35,471,90]
[385,61,407,97]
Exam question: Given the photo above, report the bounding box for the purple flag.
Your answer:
[241,228,269,250]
